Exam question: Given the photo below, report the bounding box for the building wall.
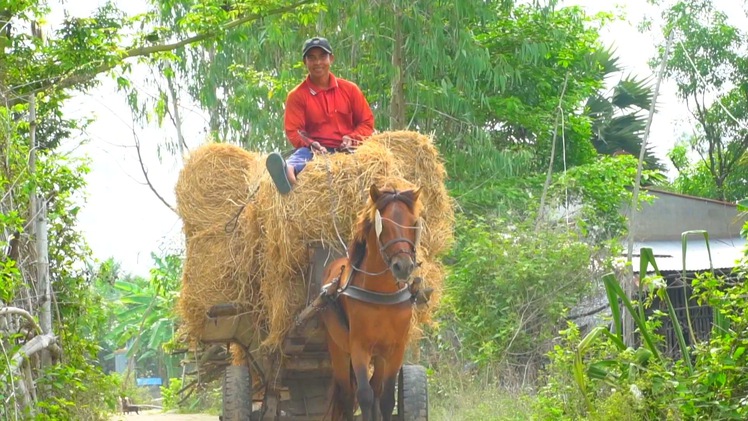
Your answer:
[628,190,747,241]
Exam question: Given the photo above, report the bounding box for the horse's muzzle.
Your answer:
[390,255,416,281]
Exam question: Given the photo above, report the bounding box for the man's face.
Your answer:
[304,47,333,79]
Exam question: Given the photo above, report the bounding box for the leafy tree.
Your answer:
[1,92,116,419]
[1,0,316,109]
[3,0,296,415]
[657,0,748,201]
[474,4,607,169]
[140,1,609,166]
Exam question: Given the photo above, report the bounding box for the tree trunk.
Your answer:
[389,2,406,130]
[29,95,53,368]
[36,200,52,368]
[0,9,10,95]
[536,74,569,230]
[165,65,188,157]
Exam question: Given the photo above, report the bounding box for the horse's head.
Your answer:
[368,184,423,281]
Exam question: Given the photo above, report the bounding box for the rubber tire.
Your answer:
[397,364,428,421]
[222,365,253,421]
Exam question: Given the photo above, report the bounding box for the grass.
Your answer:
[429,367,537,421]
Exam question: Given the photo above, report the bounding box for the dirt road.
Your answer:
[111,409,218,420]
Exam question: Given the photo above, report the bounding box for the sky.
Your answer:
[48,0,744,277]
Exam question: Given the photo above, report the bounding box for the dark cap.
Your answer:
[302,37,333,58]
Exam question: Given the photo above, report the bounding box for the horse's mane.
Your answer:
[348,188,422,267]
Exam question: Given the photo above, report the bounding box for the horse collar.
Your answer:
[334,266,417,306]
[339,284,415,305]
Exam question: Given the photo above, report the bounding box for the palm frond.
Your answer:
[591,46,623,75]
[611,76,654,110]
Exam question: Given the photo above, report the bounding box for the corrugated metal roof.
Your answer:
[643,187,739,207]
[628,237,746,273]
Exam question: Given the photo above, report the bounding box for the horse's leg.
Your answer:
[327,331,355,421]
[319,271,354,421]
[369,356,385,420]
[380,348,406,421]
[351,347,375,421]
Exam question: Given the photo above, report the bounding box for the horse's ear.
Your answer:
[369,184,381,202]
[412,187,422,202]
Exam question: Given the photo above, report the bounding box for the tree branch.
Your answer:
[10,333,56,371]
[0,306,42,335]
[3,0,313,107]
[536,73,569,230]
[131,125,177,214]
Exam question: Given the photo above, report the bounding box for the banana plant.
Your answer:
[572,246,695,404]
[107,254,182,381]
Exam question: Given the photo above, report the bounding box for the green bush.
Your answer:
[680,272,748,419]
[440,215,595,367]
[33,363,119,421]
[534,261,748,419]
[161,377,221,414]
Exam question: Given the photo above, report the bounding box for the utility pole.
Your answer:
[624,32,674,346]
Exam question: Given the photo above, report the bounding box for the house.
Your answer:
[628,188,746,273]
[570,188,747,355]
[630,188,746,355]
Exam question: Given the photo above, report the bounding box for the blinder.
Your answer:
[373,209,422,267]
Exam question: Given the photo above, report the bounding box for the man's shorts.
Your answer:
[286,146,337,174]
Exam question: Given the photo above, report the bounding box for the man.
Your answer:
[266,37,375,194]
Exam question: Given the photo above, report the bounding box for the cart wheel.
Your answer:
[397,364,428,421]
[222,365,253,421]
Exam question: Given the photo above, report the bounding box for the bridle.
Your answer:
[374,209,422,268]
[351,208,422,278]
[322,193,426,307]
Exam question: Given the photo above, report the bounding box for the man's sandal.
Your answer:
[266,152,292,195]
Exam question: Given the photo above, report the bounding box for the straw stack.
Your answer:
[176,131,454,349]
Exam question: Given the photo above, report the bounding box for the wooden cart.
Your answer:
[198,243,429,421]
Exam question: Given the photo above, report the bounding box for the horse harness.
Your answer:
[294,265,428,328]
[293,187,427,328]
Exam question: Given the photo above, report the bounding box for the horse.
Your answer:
[319,184,423,421]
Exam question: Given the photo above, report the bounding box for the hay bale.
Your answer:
[248,132,452,348]
[176,131,454,350]
[177,222,261,340]
[176,143,262,236]
[368,131,455,258]
[248,146,400,347]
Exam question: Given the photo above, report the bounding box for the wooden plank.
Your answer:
[283,378,331,416]
[284,354,331,372]
[199,313,254,348]
[206,303,243,317]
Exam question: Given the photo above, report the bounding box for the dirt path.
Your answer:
[111,409,218,420]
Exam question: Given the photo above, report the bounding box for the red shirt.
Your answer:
[284,73,375,149]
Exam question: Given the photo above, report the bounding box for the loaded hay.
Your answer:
[175,143,263,236]
[176,131,454,350]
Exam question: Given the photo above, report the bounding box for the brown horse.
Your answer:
[320,184,423,421]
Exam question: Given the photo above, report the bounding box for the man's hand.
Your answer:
[310,141,327,155]
[340,135,360,150]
